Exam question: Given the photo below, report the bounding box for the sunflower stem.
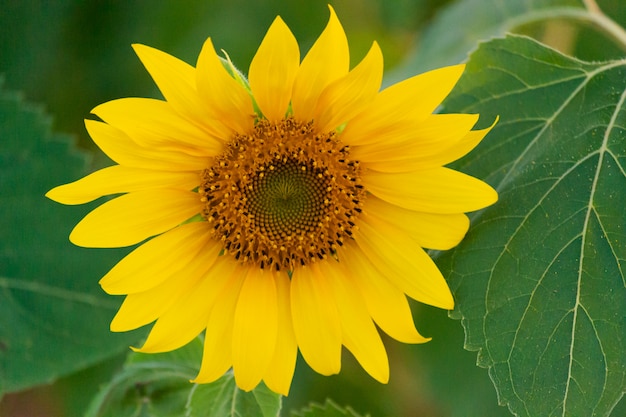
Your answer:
[581,0,626,51]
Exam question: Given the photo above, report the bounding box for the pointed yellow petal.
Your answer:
[291,263,342,375]
[249,16,300,122]
[111,236,222,332]
[263,272,297,396]
[110,274,194,332]
[342,64,466,146]
[132,44,211,123]
[70,189,202,248]
[99,222,211,294]
[363,167,498,214]
[349,114,479,172]
[232,269,278,391]
[132,45,234,142]
[46,165,199,205]
[432,117,498,166]
[136,254,240,353]
[321,261,389,383]
[84,120,210,172]
[365,196,469,250]
[314,41,383,132]
[355,213,454,309]
[340,245,430,344]
[291,5,349,121]
[92,98,222,155]
[193,261,246,383]
[196,38,254,133]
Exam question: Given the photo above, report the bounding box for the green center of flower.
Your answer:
[199,117,364,272]
[247,159,327,240]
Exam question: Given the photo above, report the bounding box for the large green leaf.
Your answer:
[439,35,626,416]
[0,86,140,395]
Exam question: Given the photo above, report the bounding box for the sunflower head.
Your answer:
[199,116,364,272]
[47,5,497,396]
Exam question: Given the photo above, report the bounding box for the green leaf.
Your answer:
[439,35,626,416]
[388,0,626,82]
[186,374,281,417]
[291,400,365,417]
[0,85,142,395]
[85,339,202,417]
[86,338,281,417]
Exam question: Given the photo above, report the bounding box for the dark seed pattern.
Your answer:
[199,117,364,272]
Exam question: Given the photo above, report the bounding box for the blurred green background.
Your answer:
[1,0,452,145]
[8,0,623,416]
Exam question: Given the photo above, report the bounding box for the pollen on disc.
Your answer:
[199,117,365,272]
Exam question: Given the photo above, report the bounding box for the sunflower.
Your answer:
[46,6,497,395]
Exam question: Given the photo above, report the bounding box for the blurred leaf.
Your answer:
[85,339,202,417]
[439,35,626,416]
[291,400,365,417]
[0,85,141,396]
[388,0,584,81]
[187,375,281,417]
[87,338,281,417]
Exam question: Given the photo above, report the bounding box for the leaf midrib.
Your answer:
[560,63,626,417]
[479,58,626,416]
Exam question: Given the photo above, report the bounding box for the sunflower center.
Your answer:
[199,117,364,272]
[247,159,326,239]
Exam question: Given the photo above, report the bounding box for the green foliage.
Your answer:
[86,338,282,417]
[187,377,281,417]
[388,0,626,82]
[440,35,626,416]
[0,85,141,396]
[291,400,365,417]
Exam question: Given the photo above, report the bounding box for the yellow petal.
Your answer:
[110,236,222,332]
[46,165,199,205]
[193,261,246,383]
[262,272,297,396]
[136,252,239,353]
[71,189,202,248]
[132,44,233,142]
[342,64,465,146]
[432,117,498,166]
[363,167,498,214]
[113,260,204,335]
[232,269,278,391]
[110,274,193,332]
[340,245,430,344]
[355,213,454,309]
[350,114,479,172]
[321,261,389,383]
[92,98,222,155]
[365,196,469,250]
[196,38,254,134]
[84,120,210,172]
[132,44,211,126]
[99,221,211,294]
[291,5,349,121]
[249,16,300,122]
[314,41,383,132]
[290,263,342,375]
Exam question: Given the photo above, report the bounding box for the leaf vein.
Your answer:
[0,275,118,309]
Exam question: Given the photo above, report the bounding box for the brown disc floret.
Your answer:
[199,117,364,273]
